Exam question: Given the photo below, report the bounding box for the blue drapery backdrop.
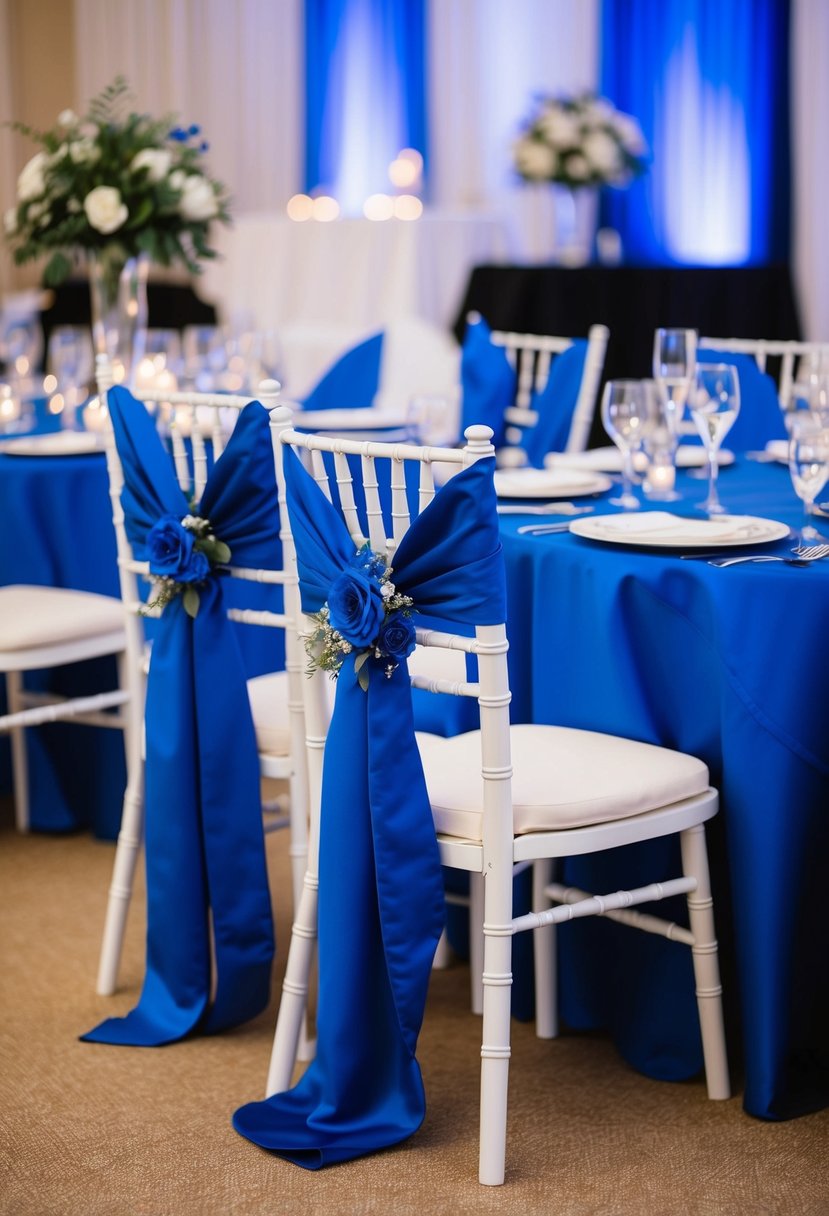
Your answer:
[305,0,428,214]
[600,0,791,266]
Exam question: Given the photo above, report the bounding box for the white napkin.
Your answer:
[589,512,755,542]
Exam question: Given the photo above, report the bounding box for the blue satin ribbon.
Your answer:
[83,387,277,1046]
[521,340,588,467]
[233,452,507,1166]
[458,315,516,447]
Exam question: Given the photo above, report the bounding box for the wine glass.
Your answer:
[640,379,681,501]
[788,424,829,544]
[601,379,651,509]
[653,327,697,432]
[47,326,94,430]
[689,364,740,514]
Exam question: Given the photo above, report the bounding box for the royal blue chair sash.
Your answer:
[458,315,516,447]
[521,339,588,466]
[233,452,507,1167]
[301,332,384,411]
[83,387,277,1046]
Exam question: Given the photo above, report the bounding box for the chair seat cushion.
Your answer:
[247,671,291,756]
[416,723,710,839]
[0,585,125,651]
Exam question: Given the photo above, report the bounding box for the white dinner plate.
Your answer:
[764,439,789,464]
[0,431,104,457]
[544,445,735,473]
[494,467,612,499]
[295,407,408,431]
[568,511,791,549]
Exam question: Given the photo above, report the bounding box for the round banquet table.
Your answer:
[496,457,829,1125]
[2,425,826,1124]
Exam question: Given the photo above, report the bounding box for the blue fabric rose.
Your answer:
[377,612,416,663]
[328,569,384,648]
[147,516,211,583]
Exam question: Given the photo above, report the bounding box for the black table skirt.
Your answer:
[455,264,802,448]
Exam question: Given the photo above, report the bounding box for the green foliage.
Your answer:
[4,76,231,284]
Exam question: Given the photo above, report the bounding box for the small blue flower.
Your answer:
[147,516,210,583]
[199,141,209,153]
[328,568,384,648]
[188,123,201,136]
[377,612,416,664]
[168,126,188,142]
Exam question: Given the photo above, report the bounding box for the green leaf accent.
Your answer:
[183,587,200,618]
[43,251,72,286]
[354,652,369,674]
[357,664,370,692]
[211,540,231,564]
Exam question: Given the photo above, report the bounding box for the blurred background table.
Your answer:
[455,264,802,448]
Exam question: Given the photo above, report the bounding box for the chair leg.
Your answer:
[6,672,30,833]
[469,871,484,1015]
[266,868,318,1095]
[532,858,558,1039]
[96,688,145,996]
[680,823,730,1100]
[478,890,513,1185]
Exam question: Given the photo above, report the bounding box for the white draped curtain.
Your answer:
[792,0,829,341]
[426,0,599,260]
[74,0,303,217]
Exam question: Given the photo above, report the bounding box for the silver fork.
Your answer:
[497,502,594,516]
[708,543,829,568]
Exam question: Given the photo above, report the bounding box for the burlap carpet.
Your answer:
[1,799,827,1216]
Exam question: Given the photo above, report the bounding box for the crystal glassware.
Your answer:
[600,379,651,509]
[653,327,697,432]
[640,379,681,501]
[788,424,829,543]
[689,364,740,514]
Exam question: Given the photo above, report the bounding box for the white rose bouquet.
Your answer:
[4,77,231,285]
[513,93,648,190]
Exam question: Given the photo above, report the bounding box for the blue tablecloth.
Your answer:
[498,459,829,1123]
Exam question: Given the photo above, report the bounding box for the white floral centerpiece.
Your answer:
[4,76,230,285]
[513,93,648,189]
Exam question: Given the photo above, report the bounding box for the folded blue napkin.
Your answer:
[458,315,516,447]
[696,348,787,452]
[521,340,588,467]
[301,332,384,411]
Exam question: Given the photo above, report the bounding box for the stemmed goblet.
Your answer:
[601,379,651,509]
[788,425,829,544]
[653,327,697,432]
[689,364,740,514]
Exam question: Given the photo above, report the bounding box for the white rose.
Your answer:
[67,197,82,214]
[4,208,17,236]
[582,130,622,177]
[566,153,590,182]
[58,109,79,128]
[169,169,187,190]
[83,185,128,234]
[514,138,557,181]
[131,148,173,182]
[538,108,580,149]
[17,151,48,202]
[178,174,218,221]
[69,137,98,164]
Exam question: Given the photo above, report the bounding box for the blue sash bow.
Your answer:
[233,451,507,1166]
[83,387,277,1046]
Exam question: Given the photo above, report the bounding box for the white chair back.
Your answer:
[698,335,829,411]
[489,321,609,453]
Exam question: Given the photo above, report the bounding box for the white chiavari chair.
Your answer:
[265,409,729,1186]
[698,335,829,412]
[488,320,609,458]
[93,358,311,1044]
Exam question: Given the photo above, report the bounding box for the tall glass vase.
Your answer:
[87,248,149,387]
[552,185,598,266]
